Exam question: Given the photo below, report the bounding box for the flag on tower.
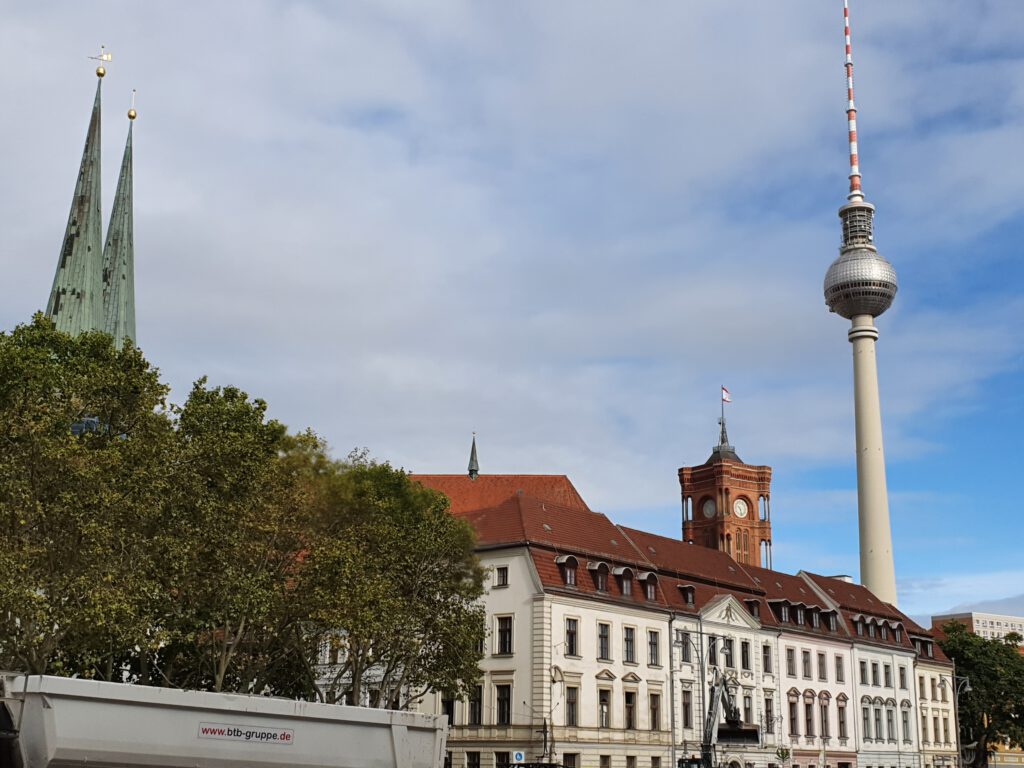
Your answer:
[721,386,732,403]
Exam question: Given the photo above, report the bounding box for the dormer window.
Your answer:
[680,585,696,606]
[796,608,805,625]
[811,611,820,629]
[556,555,578,587]
[856,621,864,636]
[781,605,790,622]
[746,600,760,619]
[596,569,608,592]
[622,575,632,596]
[828,613,837,632]
[881,625,889,640]
[926,642,933,658]
[894,628,903,643]
[645,580,656,600]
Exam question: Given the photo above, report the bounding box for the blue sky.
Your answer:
[2,2,1022,622]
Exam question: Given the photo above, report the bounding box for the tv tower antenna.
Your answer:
[823,0,900,606]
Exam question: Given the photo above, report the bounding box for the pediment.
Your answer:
[700,593,762,629]
[595,668,617,681]
[621,672,642,684]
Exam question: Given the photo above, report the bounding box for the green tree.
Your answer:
[938,622,1024,768]
[301,455,486,708]
[0,315,171,675]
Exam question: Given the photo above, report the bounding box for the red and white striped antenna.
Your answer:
[844,0,864,201]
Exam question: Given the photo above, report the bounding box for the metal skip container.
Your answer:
[0,674,448,768]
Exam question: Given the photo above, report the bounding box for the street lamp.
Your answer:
[938,674,972,768]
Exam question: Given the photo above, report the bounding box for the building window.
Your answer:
[496,753,510,768]
[709,636,719,667]
[838,702,848,739]
[821,700,830,738]
[901,710,911,742]
[763,644,773,674]
[564,755,578,768]
[868,623,876,638]
[899,666,907,689]
[894,627,902,643]
[881,624,889,640]
[887,709,896,741]
[817,652,827,681]
[467,753,481,768]
[921,713,929,744]
[860,660,868,685]
[595,566,609,592]
[871,662,880,686]
[678,631,693,663]
[627,758,636,768]
[789,700,800,736]
[566,687,578,727]
[441,695,455,726]
[828,613,838,631]
[624,691,637,729]
[874,708,882,742]
[804,700,815,737]
[781,605,790,622]
[624,627,636,663]
[741,641,751,671]
[496,685,511,725]
[835,655,845,683]
[765,696,774,732]
[645,580,656,600]
[648,631,661,666]
[598,623,611,660]
[931,678,938,700]
[856,621,864,636]
[652,758,661,768]
[649,693,661,730]
[724,638,735,668]
[786,648,796,677]
[943,716,950,744]
[884,664,892,688]
[495,566,508,587]
[599,689,611,728]
[496,616,513,655]
[812,611,821,629]
[862,707,871,740]
[564,562,577,586]
[468,685,482,725]
[796,607,805,625]
[934,716,941,745]
[919,676,926,699]
[802,650,812,679]
[565,618,579,656]
[683,690,693,728]
[600,757,611,768]
[622,574,633,596]
[743,695,753,724]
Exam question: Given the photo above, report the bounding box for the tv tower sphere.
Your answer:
[823,202,898,320]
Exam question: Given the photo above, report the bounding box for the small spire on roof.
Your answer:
[468,432,479,480]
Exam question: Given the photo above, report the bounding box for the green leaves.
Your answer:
[0,316,485,707]
[939,622,1024,766]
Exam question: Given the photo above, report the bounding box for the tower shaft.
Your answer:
[850,314,897,604]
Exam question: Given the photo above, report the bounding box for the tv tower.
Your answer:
[823,1,900,605]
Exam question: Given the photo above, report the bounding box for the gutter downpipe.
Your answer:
[671,613,678,768]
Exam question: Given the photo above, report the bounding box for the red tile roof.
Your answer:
[411,474,590,515]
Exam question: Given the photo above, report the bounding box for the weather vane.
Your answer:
[89,45,112,77]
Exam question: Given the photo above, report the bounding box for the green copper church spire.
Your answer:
[102,103,136,347]
[45,68,105,336]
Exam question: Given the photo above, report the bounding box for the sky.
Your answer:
[2,1,1022,623]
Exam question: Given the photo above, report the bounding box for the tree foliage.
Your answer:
[0,316,484,706]
[938,622,1024,767]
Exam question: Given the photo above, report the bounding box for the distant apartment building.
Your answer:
[930,612,1024,646]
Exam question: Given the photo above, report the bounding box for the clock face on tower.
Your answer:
[702,498,717,518]
[733,498,749,519]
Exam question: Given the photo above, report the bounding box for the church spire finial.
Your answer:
[468,433,479,480]
[102,92,137,347]
[46,64,105,337]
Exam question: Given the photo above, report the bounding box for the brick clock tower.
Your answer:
[680,421,773,568]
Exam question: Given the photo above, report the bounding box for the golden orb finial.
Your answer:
[96,65,106,78]
[128,108,137,120]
